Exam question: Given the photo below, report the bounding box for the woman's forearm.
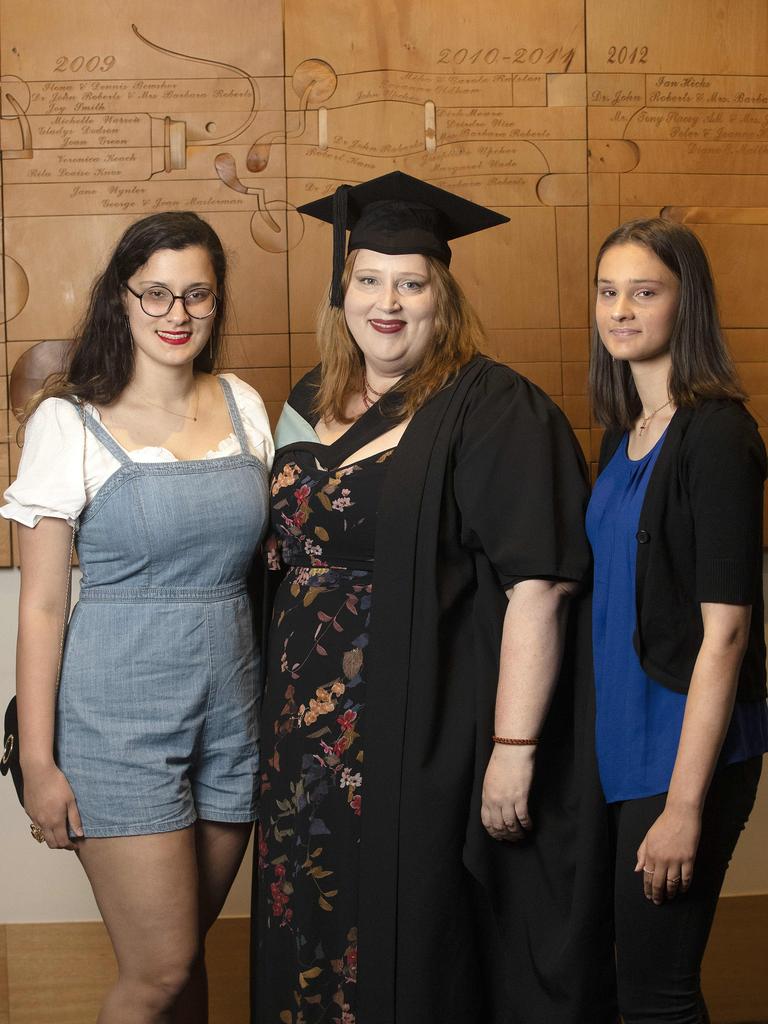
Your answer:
[481,578,576,839]
[493,578,575,736]
[16,519,74,770]
[17,606,67,769]
[665,602,751,814]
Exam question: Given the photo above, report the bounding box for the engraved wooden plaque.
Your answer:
[2,0,767,565]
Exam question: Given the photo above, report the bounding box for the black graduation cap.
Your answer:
[297,171,510,306]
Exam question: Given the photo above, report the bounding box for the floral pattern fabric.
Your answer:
[256,446,393,1024]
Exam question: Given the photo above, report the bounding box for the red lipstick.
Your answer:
[369,319,406,334]
[157,331,192,346]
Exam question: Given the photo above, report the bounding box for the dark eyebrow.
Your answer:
[136,280,214,288]
[596,278,665,285]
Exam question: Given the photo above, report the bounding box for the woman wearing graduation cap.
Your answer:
[253,172,616,1024]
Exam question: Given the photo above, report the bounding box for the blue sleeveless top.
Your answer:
[587,432,768,803]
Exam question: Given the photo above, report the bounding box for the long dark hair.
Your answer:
[589,218,745,429]
[22,212,228,421]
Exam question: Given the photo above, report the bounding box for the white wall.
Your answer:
[2,567,767,923]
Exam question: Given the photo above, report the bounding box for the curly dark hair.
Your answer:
[22,211,228,420]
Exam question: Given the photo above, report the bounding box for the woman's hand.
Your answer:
[481,744,536,842]
[23,761,83,850]
[635,603,751,906]
[635,803,701,904]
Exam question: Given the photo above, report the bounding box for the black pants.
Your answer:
[609,756,762,1024]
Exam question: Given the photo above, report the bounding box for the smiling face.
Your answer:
[343,249,437,378]
[595,242,680,366]
[123,245,218,370]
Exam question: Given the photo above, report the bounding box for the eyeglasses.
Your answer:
[123,283,218,319]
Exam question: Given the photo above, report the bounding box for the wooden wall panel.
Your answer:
[0,0,288,565]
[0,926,8,1024]
[702,894,768,1023]
[1,0,768,567]
[1,898,767,1023]
[6,923,117,1023]
[584,0,768,506]
[1,918,249,1024]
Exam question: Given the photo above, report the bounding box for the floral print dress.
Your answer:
[256,444,394,1024]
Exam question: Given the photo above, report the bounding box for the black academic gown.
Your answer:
[252,355,617,1024]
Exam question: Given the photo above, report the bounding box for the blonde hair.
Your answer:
[313,253,486,423]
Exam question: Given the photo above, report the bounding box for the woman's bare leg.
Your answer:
[171,820,253,1024]
[77,827,199,1024]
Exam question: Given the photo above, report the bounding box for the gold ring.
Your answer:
[668,876,682,884]
[30,823,45,844]
[642,868,654,875]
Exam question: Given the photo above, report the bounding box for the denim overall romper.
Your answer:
[56,378,269,837]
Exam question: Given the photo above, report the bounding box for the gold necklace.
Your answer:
[134,380,200,421]
[638,399,671,436]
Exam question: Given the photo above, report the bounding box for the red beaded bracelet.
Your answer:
[492,736,539,745]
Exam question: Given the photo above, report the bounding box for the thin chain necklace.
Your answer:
[361,373,390,410]
[134,379,200,421]
[638,399,672,436]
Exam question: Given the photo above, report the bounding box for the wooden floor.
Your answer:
[0,895,766,1023]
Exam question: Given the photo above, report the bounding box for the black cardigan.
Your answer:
[598,399,767,701]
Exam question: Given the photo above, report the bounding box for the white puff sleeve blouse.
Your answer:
[2,374,274,529]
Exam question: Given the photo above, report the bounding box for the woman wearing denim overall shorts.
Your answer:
[3,213,273,1024]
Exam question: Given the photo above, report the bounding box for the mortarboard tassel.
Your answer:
[330,184,351,308]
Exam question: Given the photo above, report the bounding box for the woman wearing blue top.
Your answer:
[587,217,768,1023]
